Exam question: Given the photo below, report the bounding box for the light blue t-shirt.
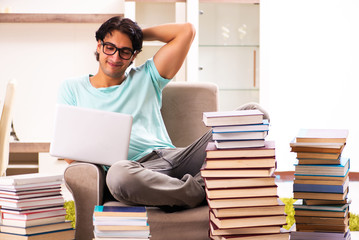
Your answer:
[57,59,175,161]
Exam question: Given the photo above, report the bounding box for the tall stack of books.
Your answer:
[201,109,289,240]
[0,173,74,240]
[290,129,351,240]
[93,205,150,240]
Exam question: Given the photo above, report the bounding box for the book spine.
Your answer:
[293,183,346,193]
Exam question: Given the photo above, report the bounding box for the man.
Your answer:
[59,17,268,208]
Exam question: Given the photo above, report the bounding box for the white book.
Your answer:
[203,110,263,127]
[0,215,67,228]
[212,120,269,133]
[213,131,267,141]
[0,173,63,186]
[215,139,265,149]
[2,208,67,220]
[0,195,64,208]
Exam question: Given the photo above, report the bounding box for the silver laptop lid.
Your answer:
[50,104,132,165]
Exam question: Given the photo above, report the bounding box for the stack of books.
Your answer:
[290,129,351,240]
[201,110,289,240]
[203,110,269,149]
[0,173,74,240]
[93,205,150,240]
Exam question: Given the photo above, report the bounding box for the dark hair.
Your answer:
[95,16,143,61]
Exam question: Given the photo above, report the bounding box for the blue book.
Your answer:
[293,199,350,212]
[212,119,270,133]
[94,205,147,217]
[294,157,350,177]
[293,179,349,193]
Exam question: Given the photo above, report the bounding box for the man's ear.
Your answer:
[129,52,139,65]
[96,40,102,54]
[132,51,139,60]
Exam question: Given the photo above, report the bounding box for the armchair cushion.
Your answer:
[64,82,218,240]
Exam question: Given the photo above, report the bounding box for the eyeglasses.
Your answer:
[101,41,135,60]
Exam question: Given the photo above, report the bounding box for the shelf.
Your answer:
[199,44,259,48]
[0,13,124,23]
[125,0,258,2]
[199,0,260,4]
[9,142,50,153]
[219,88,259,91]
[125,0,185,2]
[200,0,259,3]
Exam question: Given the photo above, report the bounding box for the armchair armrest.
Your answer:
[64,162,106,240]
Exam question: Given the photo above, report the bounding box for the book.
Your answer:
[0,182,63,192]
[293,179,349,193]
[94,230,150,239]
[294,157,349,177]
[0,173,63,186]
[304,198,350,206]
[0,228,75,240]
[213,131,267,141]
[290,141,345,153]
[294,207,349,218]
[201,168,275,178]
[0,215,67,228]
[293,188,348,201]
[93,205,147,217]
[94,229,150,239]
[293,174,348,185]
[297,158,341,165]
[0,206,66,215]
[93,217,148,226]
[296,151,341,160]
[212,202,285,218]
[294,173,348,181]
[295,222,349,232]
[206,141,275,159]
[295,214,349,225]
[206,186,278,199]
[295,129,349,143]
[212,120,269,133]
[210,222,280,236]
[0,221,73,235]
[293,199,350,211]
[94,238,149,240]
[207,196,279,209]
[1,207,67,220]
[210,211,286,229]
[0,195,65,209]
[204,157,276,169]
[94,225,150,231]
[0,190,62,200]
[1,203,65,212]
[203,110,263,127]
[214,139,265,149]
[211,232,290,240]
[204,177,276,189]
[290,229,351,240]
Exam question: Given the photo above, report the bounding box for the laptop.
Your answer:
[50,104,133,166]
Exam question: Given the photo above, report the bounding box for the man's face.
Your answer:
[96,30,137,79]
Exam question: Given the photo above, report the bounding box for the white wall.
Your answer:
[260,0,359,171]
[0,0,124,14]
[0,0,124,142]
[2,0,359,172]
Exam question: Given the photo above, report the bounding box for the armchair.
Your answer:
[64,81,219,240]
[0,79,16,176]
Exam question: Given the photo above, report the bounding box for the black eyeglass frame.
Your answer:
[100,41,135,60]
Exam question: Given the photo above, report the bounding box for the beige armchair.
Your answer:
[64,82,219,240]
[0,79,16,177]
